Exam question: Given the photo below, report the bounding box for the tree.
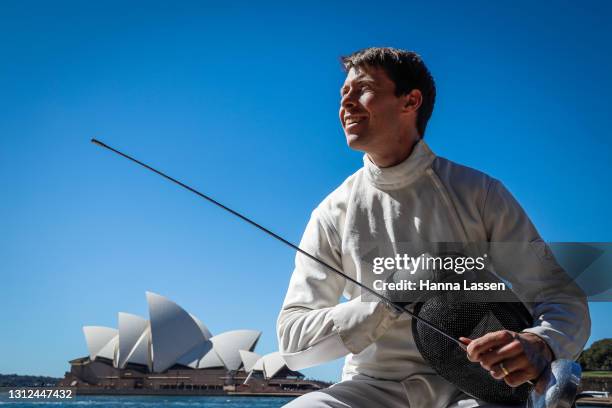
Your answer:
[578,339,612,371]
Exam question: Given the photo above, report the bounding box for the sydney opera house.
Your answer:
[58,292,328,396]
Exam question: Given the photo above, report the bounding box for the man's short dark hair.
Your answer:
[341,47,436,137]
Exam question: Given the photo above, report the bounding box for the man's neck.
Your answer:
[367,138,419,168]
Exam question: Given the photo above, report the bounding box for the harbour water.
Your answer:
[0,395,295,407]
[0,394,602,407]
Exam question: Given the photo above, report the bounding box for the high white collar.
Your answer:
[362,139,436,190]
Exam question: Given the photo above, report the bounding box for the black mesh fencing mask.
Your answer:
[410,267,534,405]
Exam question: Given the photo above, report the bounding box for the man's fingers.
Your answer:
[489,354,529,379]
[466,330,516,362]
[503,369,535,387]
[466,331,549,386]
[478,340,523,370]
[490,356,541,386]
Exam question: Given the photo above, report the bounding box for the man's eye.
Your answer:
[340,85,372,97]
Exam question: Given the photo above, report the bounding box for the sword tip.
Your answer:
[91,138,106,148]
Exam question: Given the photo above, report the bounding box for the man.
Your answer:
[276,47,590,408]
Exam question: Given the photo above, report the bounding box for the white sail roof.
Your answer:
[117,312,149,369]
[262,352,286,379]
[209,330,261,371]
[248,352,287,379]
[239,350,261,372]
[197,345,225,368]
[83,326,118,361]
[190,313,212,340]
[96,335,119,365]
[146,291,207,373]
[252,356,264,371]
[125,327,151,368]
[176,340,214,368]
[81,291,275,375]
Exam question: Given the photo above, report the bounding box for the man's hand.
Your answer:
[461,331,553,387]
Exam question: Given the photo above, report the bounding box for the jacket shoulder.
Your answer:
[314,168,362,234]
[432,156,497,219]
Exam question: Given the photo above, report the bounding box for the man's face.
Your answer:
[339,65,408,153]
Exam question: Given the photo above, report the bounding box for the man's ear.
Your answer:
[402,89,423,113]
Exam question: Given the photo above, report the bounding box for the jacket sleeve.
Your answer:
[483,180,591,360]
[276,207,400,370]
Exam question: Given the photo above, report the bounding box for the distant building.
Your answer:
[59,292,328,396]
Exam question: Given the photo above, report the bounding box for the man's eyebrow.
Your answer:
[340,79,376,95]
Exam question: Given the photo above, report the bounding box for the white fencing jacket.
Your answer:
[277,140,590,383]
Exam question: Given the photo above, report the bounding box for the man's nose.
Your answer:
[341,90,357,109]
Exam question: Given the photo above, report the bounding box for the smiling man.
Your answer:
[339,53,431,167]
[276,47,590,408]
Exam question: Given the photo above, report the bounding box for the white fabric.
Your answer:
[277,140,590,406]
[283,373,514,408]
[281,331,350,370]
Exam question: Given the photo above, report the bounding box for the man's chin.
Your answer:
[345,133,368,151]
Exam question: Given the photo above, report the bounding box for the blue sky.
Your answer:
[1,1,610,382]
